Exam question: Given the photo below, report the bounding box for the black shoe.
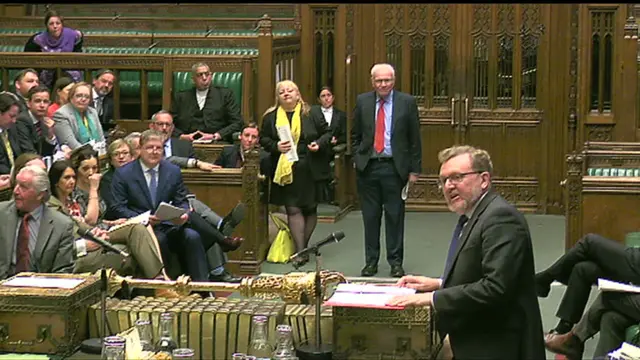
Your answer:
[209,271,243,283]
[390,265,405,278]
[360,264,378,277]
[535,273,551,298]
[220,202,246,236]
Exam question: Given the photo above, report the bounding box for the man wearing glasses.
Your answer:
[387,145,545,360]
[170,63,244,143]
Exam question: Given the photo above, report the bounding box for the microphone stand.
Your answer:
[295,247,332,360]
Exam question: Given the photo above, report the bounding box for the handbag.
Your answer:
[266,213,295,263]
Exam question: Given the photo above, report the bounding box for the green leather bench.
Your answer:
[587,168,640,177]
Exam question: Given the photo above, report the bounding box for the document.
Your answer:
[108,211,151,233]
[276,125,299,162]
[401,181,410,200]
[324,283,416,310]
[192,138,214,144]
[598,278,640,294]
[3,276,85,289]
[155,202,187,221]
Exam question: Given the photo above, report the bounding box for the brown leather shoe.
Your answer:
[544,330,584,360]
[220,236,244,252]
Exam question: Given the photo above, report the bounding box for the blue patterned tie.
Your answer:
[443,215,468,281]
[148,168,158,207]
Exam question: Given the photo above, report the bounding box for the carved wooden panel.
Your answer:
[586,124,614,141]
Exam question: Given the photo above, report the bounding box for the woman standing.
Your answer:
[260,80,331,266]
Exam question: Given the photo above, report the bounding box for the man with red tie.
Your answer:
[351,63,422,278]
[0,165,75,280]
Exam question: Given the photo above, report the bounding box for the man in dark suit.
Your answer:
[15,85,58,157]
[109,129,213,282]
[388,145,545,360]
[215,122,270,173]
[0,93,36,179]
[91,69,116,132]
[536,233,640,345]
[0,165,75,280]
[171,62,244,143]
[12,69,40,113]
[351,63,422,277]
[546,291,640,359]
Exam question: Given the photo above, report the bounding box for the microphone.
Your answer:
[77,226,130,258]
[289,231,345,262]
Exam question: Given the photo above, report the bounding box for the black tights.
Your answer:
[285,205,318,252]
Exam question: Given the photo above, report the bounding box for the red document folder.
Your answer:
[324,283,416,310]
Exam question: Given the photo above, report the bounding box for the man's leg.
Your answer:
[555,261,604,331]
[174,227,210,282]
[109,224,164,279]
[379,163,405,276]
[356,164,383,275]
[187,212,242,252]
[593,292,640,358]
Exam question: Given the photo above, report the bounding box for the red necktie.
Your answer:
[374,98,385,153]
[16,213,31,273]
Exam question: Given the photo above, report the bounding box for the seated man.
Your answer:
[0,165,75,280]
[215,121,270,173]
[12,69,40,113]
[109,130,239,283]
[91,69,116,132]
[149,110,244,283]
[16,85,58,157]
[546,291,640,359]
[536,233,640,338]
[171,62,244,143]
[0,93,36,182]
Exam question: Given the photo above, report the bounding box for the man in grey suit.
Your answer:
[351,63,422,277]
[388,145,545,360]
[0,165,75,280]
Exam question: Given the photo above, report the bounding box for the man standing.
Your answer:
[351,63,421,277]
[16,85,58,157]
[387,145,545,360]
[0,165,75,280]
[171,62,244,143]
[91,69,116,132]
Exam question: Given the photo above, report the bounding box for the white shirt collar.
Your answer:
[139,159,160,174]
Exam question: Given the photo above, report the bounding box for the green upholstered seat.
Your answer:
[627,324,640,346]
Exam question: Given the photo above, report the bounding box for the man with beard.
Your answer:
[387,145,545,360]
[91,69,116,132]
[171,62,244,143]
[12,69,40,113]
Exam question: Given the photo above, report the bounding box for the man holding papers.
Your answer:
[387,146,544,360]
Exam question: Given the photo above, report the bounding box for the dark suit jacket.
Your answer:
[351,90,422,182]
[433,191,545,360]
[0,201,75,280]
[15,112,56,157]
[92,95,115,132]
[0,125,36,174]
[215,143,271,174]
[310,105,347,145]
[259,106,331,181]
[169,137,196,158]
[171,86,244,142]
[109,159,190,220]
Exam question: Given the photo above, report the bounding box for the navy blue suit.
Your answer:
[109,159,209,281]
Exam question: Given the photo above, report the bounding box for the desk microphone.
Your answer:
[289,231,345,262]
[78,227,131,258]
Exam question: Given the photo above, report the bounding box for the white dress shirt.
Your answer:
[321,106,333,126]
[196,88,209,110]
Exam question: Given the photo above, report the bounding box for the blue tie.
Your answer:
[148,168,157,206]
[443,215,468,281]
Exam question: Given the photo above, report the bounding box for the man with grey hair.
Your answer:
[171,62,244,143]
[0,165,75,280]
[387,145,544,360]
[352,62,422,278]
[124,132,141,159]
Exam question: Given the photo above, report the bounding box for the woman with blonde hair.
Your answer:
[260,80,331,266]
[53,81,105,150]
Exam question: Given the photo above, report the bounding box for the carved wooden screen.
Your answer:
[312,7,336,97]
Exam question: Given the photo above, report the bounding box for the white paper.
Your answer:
[155,202,187,221]
[401,181,410,200]
[324,283,416,309]
[608,342,640,360]
[108,211,151,233]
[598,278,640,294]
[3,276,85,289]
[276,125,299,162]
[192,138,214,144]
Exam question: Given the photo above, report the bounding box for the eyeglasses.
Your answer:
[73,94,91,100]
[437,171,482,189]
[112,150,130,158]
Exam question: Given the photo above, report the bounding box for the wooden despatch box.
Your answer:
[0,272,100,356]
[332,305,441,360]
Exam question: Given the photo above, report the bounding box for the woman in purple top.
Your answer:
[24,10,84,88]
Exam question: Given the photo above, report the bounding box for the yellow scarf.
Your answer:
[273,103,301,186]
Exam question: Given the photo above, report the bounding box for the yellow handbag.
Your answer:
[267,213,295,263]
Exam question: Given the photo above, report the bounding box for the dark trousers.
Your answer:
[154,224,209,282]
[356,158,405,267]
[541,233,640,323]
[573,292,640,358]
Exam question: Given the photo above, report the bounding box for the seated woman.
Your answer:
[49,153,172,287]
[53,82,105,151]
[47,77,75,118]
[100,138,133,219]
[24,10,83,88]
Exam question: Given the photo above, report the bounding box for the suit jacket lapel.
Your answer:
[366,92,377,138]
[156,162,170,205]
[443,190,498,282]
[33,206,54,269]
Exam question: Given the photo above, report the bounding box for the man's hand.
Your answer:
[85,240,102,252]
[103,218,128,227]
[180,131,201,142]
[277,140,292,153]
[149,214,161,226]
[171,213,189,226]
[61,145,72,159]
[43,117,56,138]
[0,174,11,190]
[197,161,221,172]
[396,275,441,292]
[90,227,110,240]
[307,142,320,152]
[409,173,419,184]
[212,132,222,141]
[199,132,215,141]
[331,136,338,145]
[386,293,433,307]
